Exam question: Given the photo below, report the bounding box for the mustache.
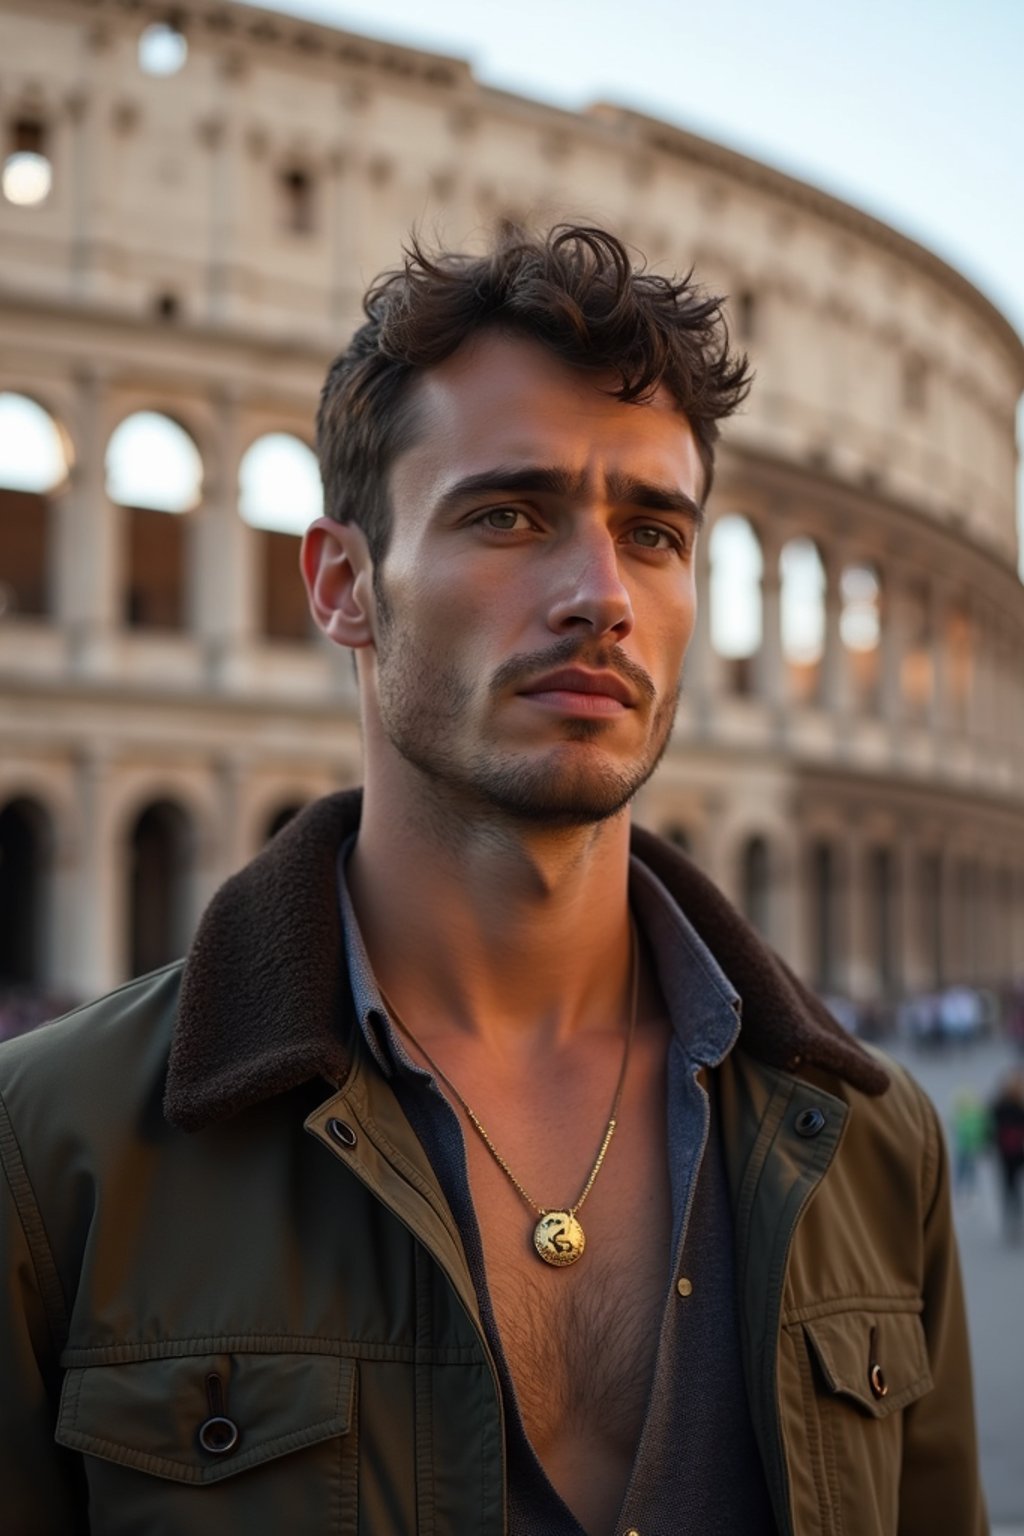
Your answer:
[489,637,657,706]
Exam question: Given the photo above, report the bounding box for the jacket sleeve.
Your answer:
[0,1085,88,1533]
[898,1085,988,1536]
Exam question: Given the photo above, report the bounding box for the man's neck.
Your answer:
[347,776,634,1051]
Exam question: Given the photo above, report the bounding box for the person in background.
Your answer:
[990,1067,1024,1241]
[951,1089,990,1198]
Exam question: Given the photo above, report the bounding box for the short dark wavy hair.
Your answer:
[316,223,752,563]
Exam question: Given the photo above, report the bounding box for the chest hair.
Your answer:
[486,1237,666,1457]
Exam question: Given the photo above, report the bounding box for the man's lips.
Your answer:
[517,668,637,713]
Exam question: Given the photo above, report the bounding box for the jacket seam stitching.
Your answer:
[783,1295,924,1323]
[0,1086,70,1353]
[59,1337,478,1365]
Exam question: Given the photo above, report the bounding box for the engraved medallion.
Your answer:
[533,1210,585,1266]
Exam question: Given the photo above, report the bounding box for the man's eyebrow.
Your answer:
[436,464,704,530]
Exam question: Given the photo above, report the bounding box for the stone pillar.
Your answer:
[881,570,912,737]
[844,831,877,1002]
[54,367,121,673]
[967,602,993,748]
[754,527,786,711]
[193,388,256,685]
[928,582,951,738]
[820,549,848,717]
[687,524,723,728]
[69,751,123,997]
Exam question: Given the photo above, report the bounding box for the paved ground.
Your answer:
[881,1033,1024,1529]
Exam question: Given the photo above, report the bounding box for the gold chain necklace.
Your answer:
[378,924,638,1269]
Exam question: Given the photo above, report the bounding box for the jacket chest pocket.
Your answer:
[55,1350,357,1536]
[788,1307,933,1536]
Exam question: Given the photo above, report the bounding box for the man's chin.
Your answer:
[465,749,655,828]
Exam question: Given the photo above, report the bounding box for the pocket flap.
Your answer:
[56,1350,355,1484]
[803,1309,933,1419]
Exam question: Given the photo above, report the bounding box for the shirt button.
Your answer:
[625,1529,641,1536]
[676,1277,693,1297]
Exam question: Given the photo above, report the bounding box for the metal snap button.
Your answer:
[869,1362,888,1399]
[198,1415,240,1454]
[794,1106,826,1138]
[327,1117,357,1148]
[676,1277,693,1298]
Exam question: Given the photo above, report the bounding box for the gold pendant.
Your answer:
[533,1210,585,1266]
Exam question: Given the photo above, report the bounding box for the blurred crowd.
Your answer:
[825,979,1024,1049]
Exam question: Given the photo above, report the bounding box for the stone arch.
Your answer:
[0,795,55,994]
[106,410,204,630]
[0,391,71,618]
[238,432,321,642]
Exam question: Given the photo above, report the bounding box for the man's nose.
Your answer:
[546,528,634,641]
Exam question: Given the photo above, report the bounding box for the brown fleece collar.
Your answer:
[165,789,887,1132]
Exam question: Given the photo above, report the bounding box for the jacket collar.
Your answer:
[165,789,888,1131]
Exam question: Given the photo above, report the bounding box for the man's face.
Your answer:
[368,330,703,827]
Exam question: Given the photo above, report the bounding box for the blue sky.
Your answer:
[243,0,1024,339]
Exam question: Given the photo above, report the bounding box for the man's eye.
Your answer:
[480,506,528,531]
[629,525,679,551]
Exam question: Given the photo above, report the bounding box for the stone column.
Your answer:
[69,751,123,997]
[844,831,877,1003]
[928,582,952,739]
[896,837,927,995]
[54,367,121,674]
[686,523,723,729]
[819,549,848,717]
[881,569,913,742]
[967,602,993,749]
[193,388,256,686]
[754,526,786,712]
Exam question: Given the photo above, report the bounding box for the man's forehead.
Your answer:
[394,330,700,492]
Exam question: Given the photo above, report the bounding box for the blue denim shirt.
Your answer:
[338,844,775,1536]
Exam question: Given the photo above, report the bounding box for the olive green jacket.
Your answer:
[0,792,986,1535]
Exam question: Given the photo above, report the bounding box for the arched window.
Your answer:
[741,836,771,938]
[841,563,881,711]
[279,167,316,235]
[2,118,52,207]
[239,433,321,642]
[107,412,202,630]
[0,797,53,991]
[128,800,193,977]
[138,20,188,76]
[710,515,763,696]
[0,393,69,618]
[780,537,825,703]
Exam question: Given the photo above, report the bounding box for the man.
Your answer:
[0,225,985,1534]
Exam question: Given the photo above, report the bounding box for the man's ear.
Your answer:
[301,516,377,649]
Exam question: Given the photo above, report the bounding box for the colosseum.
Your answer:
[1,0,1022,1018]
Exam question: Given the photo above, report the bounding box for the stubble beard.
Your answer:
[374,599,681,829]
